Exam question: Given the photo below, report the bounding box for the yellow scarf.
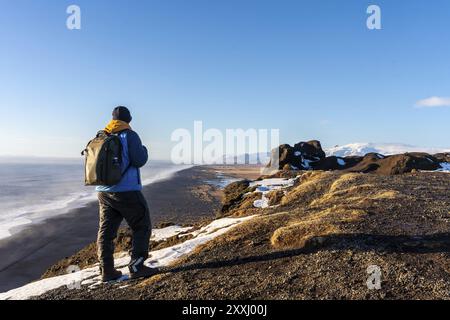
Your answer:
[104,120,131,134]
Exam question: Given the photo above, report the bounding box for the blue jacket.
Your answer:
[96,130,148,193]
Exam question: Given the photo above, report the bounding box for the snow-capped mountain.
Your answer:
[325,143,450,157]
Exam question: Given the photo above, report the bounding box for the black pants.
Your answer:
[97,191,151,267]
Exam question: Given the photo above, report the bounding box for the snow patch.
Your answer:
[249,177,298,208]
[437,162,450,172]
[337,158,346,166]
[249,178,297,189]
[151,225,193,242]
[253,195,270,208]
[302,159,313,169]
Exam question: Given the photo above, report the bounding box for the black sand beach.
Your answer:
[0,166,224,292]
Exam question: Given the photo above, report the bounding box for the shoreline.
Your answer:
[1,163,193,242]
[0,165,228,292]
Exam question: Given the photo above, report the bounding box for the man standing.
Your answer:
[96,106,157,281]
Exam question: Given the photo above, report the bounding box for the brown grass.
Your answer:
[266,190,285,206]
[271,222,338,249]
[309,184,375,207]
[135,273,168,288]
[216,171,404,252]
[281,171,329,205]
[306,172,404,208]
[370,190,400,200]
[270,205,366,249]
[265,171,409,249]
[328,173,362,193]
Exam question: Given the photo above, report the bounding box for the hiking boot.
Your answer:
[100,265,122,282]
[129,257,159,280]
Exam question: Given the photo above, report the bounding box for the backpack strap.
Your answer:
[115,130,135,179]
[110,129,142,184]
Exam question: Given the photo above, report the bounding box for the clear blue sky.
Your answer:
[1,0,449,159]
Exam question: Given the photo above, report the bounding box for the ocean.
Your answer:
[0,159,191,240]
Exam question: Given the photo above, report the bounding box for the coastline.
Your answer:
[0,165,242,292]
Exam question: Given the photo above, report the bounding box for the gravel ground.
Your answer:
[35,171,450,300]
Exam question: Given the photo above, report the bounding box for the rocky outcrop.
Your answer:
[267,140,449,175]
[220,180,251,215]
[347,152,441,175]
[433,153,450,163]
[267,140,326,170]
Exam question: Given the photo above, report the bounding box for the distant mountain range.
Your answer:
[222,142,450,166]
[325,143,450,157]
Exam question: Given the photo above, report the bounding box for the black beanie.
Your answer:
[112,106,132,123]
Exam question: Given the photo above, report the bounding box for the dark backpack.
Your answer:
[82,131,124,186]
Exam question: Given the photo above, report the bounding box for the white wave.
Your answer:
[0,192,97,241]
[141,165,192,185]
[0,218,32,240]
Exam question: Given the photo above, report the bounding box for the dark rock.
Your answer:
[346,153,440,175]
[267,140,326,170]
[293,140,326,160]
[314,156,344,171]
[433,153,450,163]
[269,144,297,169]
